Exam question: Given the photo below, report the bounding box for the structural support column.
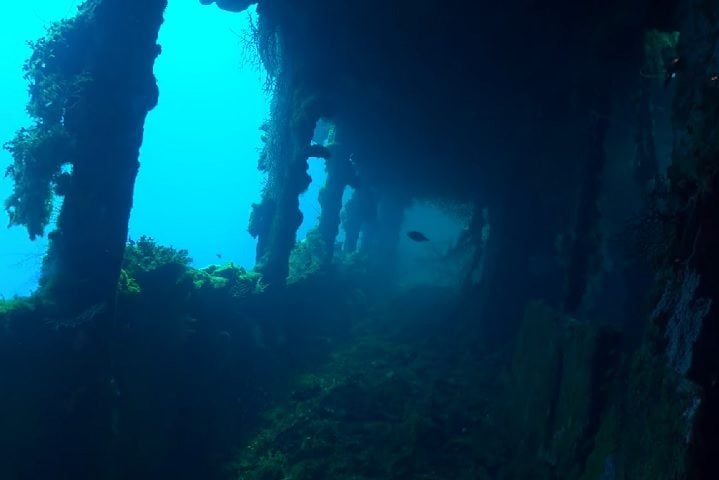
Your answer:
[341,187,376,253]
[563,101,609,315]
[657,0,719,472]
[313,129,358,266]
[46,0,167,317]
[360,191,407,284]
[248,21,327,288]
[5,0,167,317]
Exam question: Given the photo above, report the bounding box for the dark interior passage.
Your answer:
[1,0,718,479]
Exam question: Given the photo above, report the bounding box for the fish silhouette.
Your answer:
[407,231,430,242]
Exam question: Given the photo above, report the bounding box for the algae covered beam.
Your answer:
[5,0,167,315]
[250,71,326,289]
[314,127,358,266]
[242,1,331,289]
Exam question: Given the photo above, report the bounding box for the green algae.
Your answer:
[227,291,508,480]
[580,336,700,480]
[0,297,37,319]
[642,30,679,78]
[288,231,326,283]
[504,302,622,479]
[123,236,192,274]
[3,10,93,239]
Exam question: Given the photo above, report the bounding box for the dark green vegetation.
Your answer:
[3,0,719,478]
[229,290,505,480]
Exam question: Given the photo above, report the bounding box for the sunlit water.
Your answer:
[0,1,328,297]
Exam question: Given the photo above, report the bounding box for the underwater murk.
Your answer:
[1,1,718,479]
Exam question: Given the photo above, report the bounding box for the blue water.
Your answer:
[0,1,326,297]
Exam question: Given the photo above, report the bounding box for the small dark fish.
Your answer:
[407,231,430,242]
[216,253,223,259]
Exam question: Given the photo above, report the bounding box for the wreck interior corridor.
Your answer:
[1,0,719,479]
